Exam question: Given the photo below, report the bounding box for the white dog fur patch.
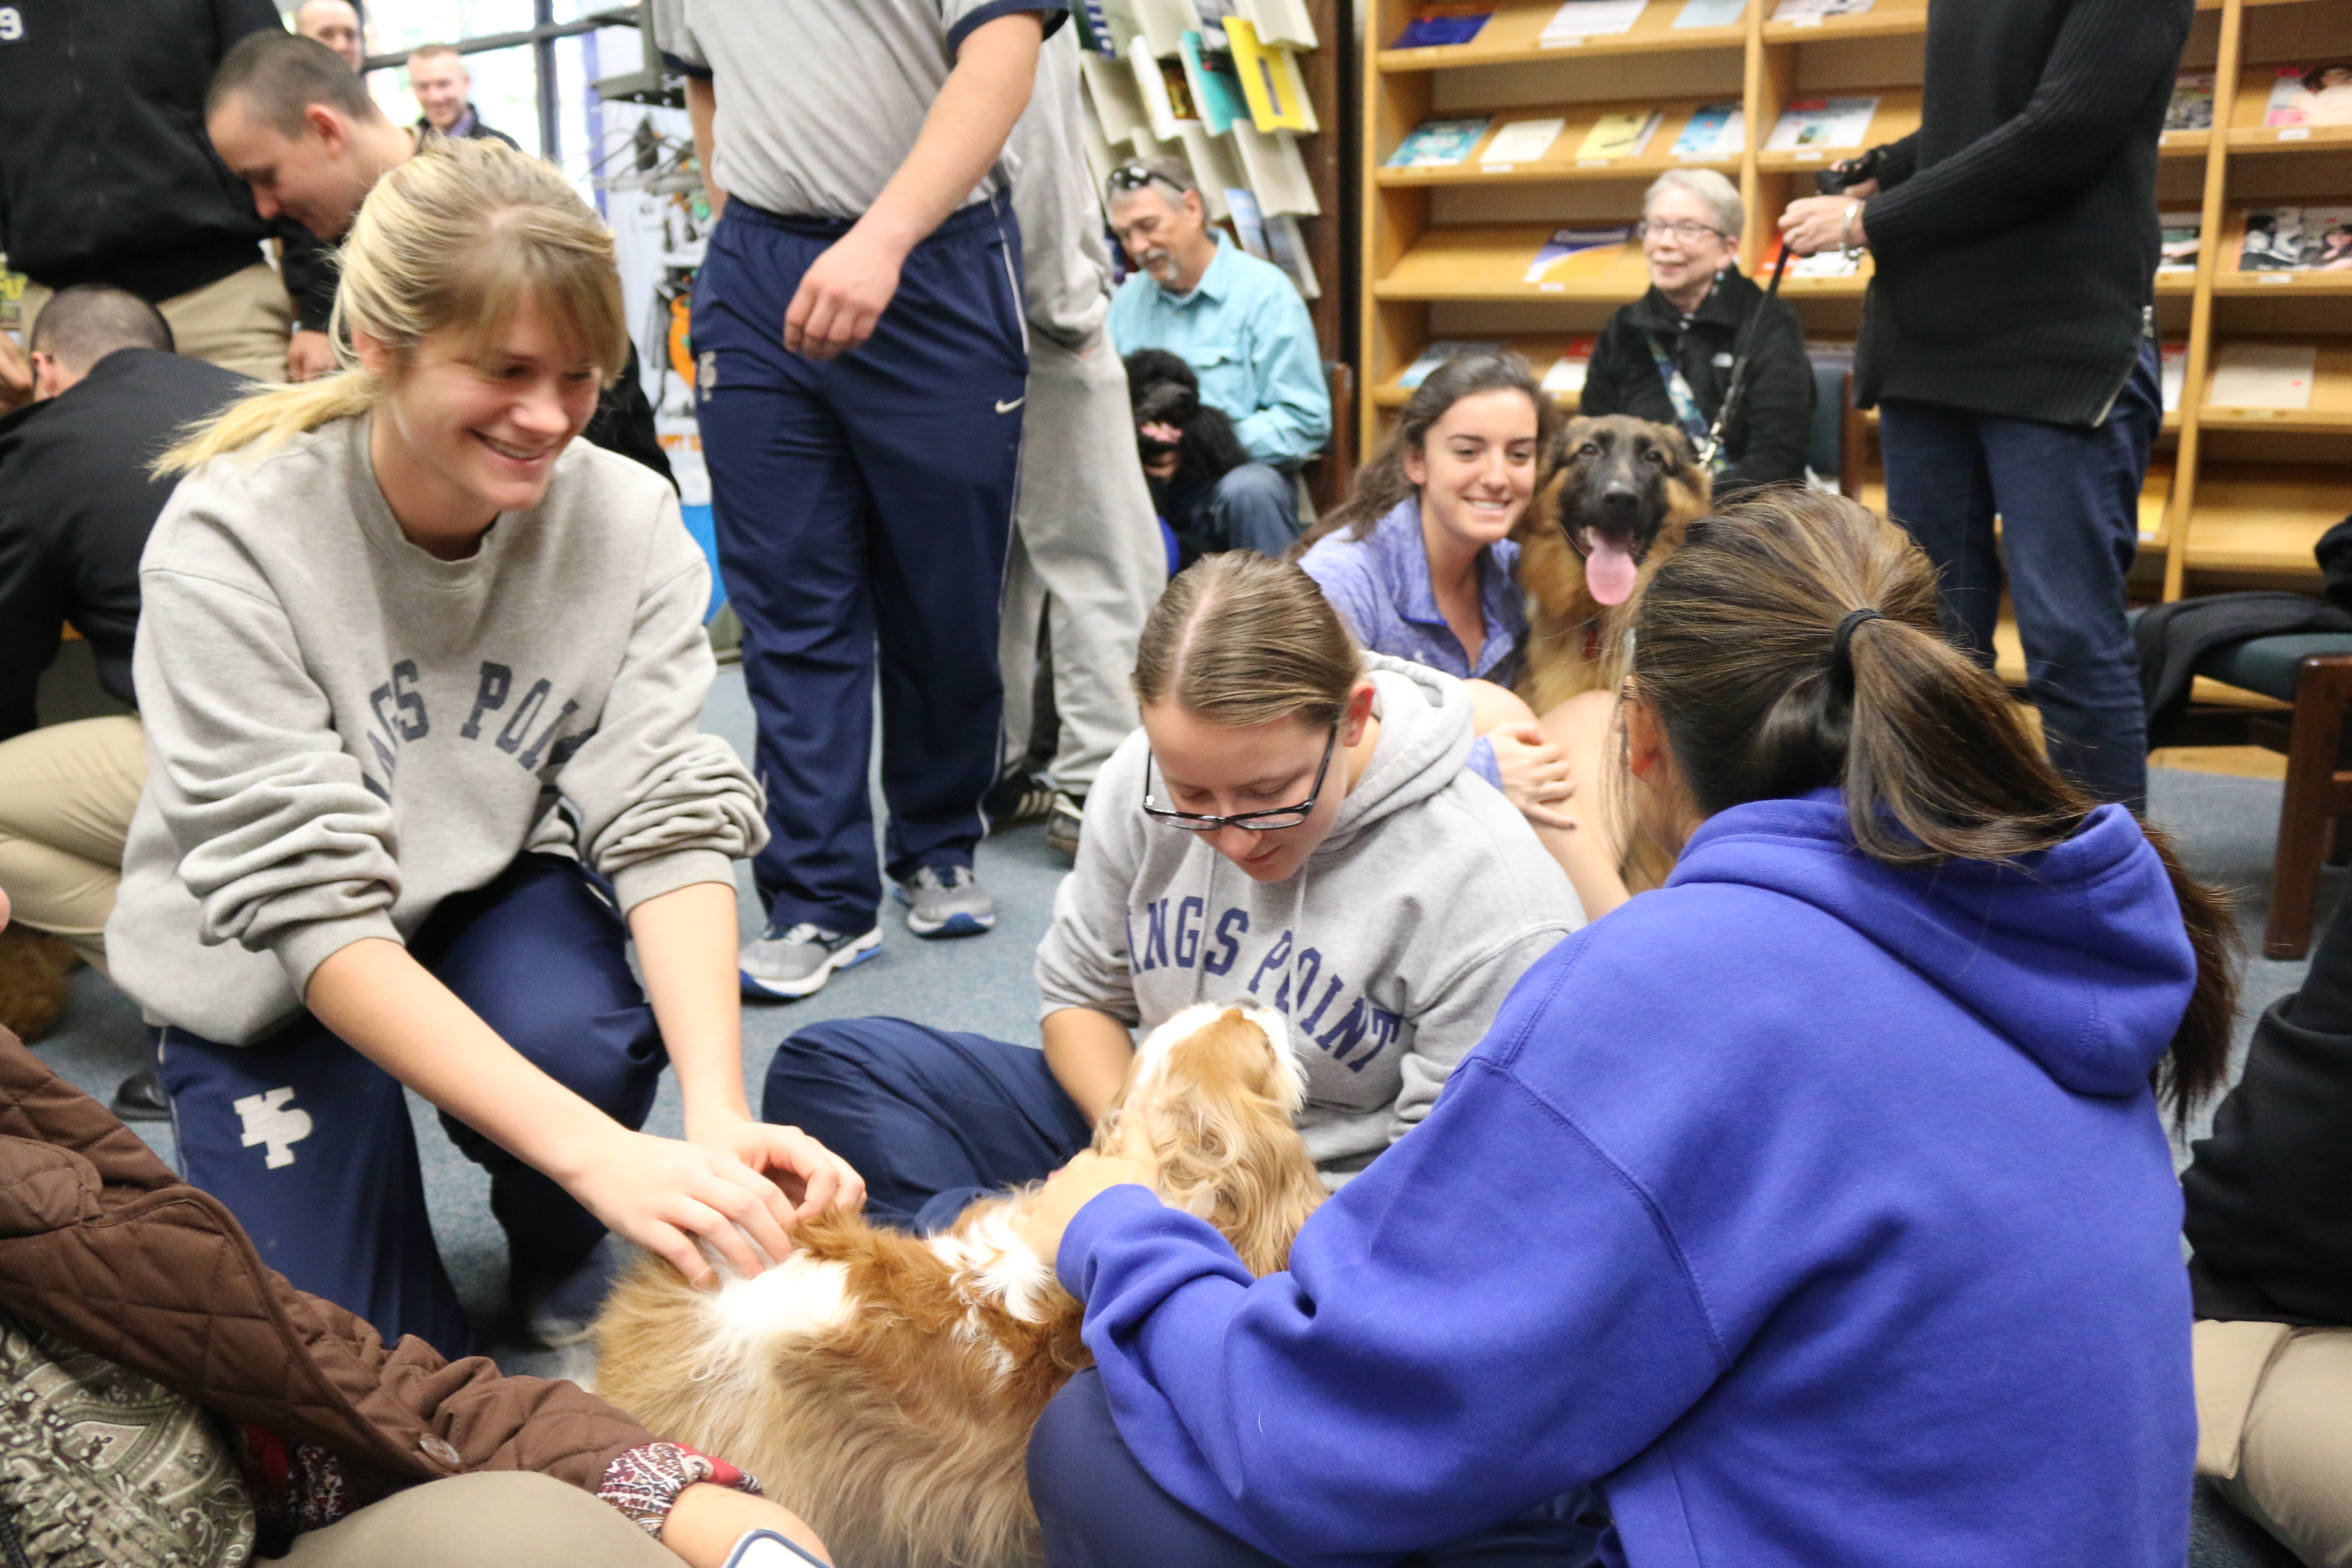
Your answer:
[1129,1001,1305,1115]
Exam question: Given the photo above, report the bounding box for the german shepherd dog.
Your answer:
[1514,415,1710,716]
[592,1004,1325,1568]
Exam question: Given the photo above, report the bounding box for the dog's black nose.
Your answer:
[1599,484,1643,513]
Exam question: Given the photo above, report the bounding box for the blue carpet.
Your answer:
[18,688,2330,1567]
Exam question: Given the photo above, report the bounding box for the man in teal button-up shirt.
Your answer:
[1105,159,1331,471]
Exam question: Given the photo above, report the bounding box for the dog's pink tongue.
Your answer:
[1586,539,1638,606]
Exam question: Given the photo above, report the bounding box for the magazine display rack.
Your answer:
[1361,0,2351,600]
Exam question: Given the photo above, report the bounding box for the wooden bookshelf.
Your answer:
[1360,0,2352,604]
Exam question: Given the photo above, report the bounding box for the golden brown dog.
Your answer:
[1514,414,1710,717]
[592,1003,1324,1568]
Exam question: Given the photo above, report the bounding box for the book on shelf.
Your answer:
[2209,343,2318,410]
[1543,0,1647,43]
[1671,103,1745,159]
[1071,0,1121,57]
[1392,7,1492,47]
[1231,121,1320,215]
[1175,124,1238,220]
[1228,17,1317,135]
[2160,342,2187,414]
[2263,64,2352,129]
[1179,31,1248,135]
[2240,207,2352,273]
[1482,117,1567,164]
[1525,226,1634,283]
[1577,110,1664,160]
[1266,213,1320,300]
[1388,117,1493,167]
[1674,0,1745,25]
[1225,185,1271,259]
[1764,97,1880,152]
[1400,341,1504,389]
[1542,337,1602,397]
[1770,0,1871,19]
[1128,36,1198,139]
[2164,73,2214,132]
[2157,211,2200,273]
[1238,0,1318,48]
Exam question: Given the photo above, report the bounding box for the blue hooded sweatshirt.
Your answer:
[1060,792,2199,1568]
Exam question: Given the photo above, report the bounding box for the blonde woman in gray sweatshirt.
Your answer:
[108,140,863,1358]
[767,552,1583,1230]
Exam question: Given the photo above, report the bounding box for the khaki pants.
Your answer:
[22,259,291,384]
[269,1472,675,1566]
[0,716,146,973]
[2195,1318,2352,1567]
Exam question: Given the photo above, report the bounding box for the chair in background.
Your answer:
[1804,364,1865,498]
[1305,360,1356,518]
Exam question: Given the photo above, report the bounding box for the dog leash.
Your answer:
[1695,245,1795,471]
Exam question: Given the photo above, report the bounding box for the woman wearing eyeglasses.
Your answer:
[764,552,1583,1228]
[1581,169,1815,498]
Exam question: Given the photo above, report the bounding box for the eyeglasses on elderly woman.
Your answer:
[1634,217,1733,245]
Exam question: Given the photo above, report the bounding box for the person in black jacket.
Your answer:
[1581,169,1813,500]
[2178,891,2352,1566]
[204,31,675,486]
[0,287,246,1110]
[0,0,311,388]
[1778,0,2188,811]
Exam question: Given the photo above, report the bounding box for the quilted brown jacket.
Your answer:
[0,1029,660,1511]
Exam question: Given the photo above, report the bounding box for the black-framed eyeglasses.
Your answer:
[1634,218,1732,244]
[1143,725,1338,833]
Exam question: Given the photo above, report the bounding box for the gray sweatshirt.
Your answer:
[1035,655,1582,1174]
[107,416,765,1045]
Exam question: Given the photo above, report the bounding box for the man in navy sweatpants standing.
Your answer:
[653,0,1060,998]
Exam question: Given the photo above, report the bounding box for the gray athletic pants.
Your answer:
[999,328,1168,796]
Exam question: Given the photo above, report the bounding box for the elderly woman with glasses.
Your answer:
[1581,168,1816,498]
[762,552,1583,1229]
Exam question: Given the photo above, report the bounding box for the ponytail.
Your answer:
[1634,490,2236,1122]
[159,137,630,477]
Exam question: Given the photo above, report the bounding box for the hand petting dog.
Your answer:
[1487,723,1578,831]
[1016,1112,1163,1267]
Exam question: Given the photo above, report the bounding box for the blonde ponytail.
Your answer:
[159,137,630,476]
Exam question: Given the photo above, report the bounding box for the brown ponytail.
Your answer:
[1634,490,2236,1122]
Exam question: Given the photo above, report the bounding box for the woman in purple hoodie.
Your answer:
[1014,490,2237,1568]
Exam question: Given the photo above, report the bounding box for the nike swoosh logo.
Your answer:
[995,397,1025,413]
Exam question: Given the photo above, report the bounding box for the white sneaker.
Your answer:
[894,864,995,938]
[739,922,882,1000]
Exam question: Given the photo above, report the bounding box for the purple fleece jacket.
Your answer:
[1059,791,2199,1568]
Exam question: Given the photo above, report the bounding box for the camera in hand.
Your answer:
[1814,145,1886,196]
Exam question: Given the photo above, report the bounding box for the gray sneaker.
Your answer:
[739,922,881,1000]
[1044,791,1084,858]
[894,864,995,938]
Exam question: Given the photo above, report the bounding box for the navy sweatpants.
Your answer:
[1879,339,2161,809]
[156,855,666,1357]
[763,1017,1088,1232]
[693,196,1029,937]
[1031,1372,1614,1568]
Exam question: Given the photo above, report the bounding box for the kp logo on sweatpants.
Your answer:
[235,1087,313,1170]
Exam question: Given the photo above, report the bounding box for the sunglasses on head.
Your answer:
[1109,163,1188,198]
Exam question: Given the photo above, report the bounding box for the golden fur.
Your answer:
[592,1004,1326,1568]
[1513,415,1710,717]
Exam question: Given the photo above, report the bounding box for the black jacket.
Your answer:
[0,349,248,740]
[0,0,294,300]
[1856,0,2189,427]
[1579,267,1814,499]
[2182,897,2352,1326]
[418,105,524,152]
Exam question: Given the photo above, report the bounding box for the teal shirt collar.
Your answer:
[1158,233,1236,306]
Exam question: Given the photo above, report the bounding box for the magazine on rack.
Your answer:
[2240,207,2352,272]
[1769,0,1872,20]
[1387,118,1492,167]
[1764,96,1879,151]
[2164,73,2214,131]
[1542,0,1647,42]
[1483,117,1568,163]
[2158,212,2200,273]
[1672,103,1745,158]
[1392,8,1492,47]
[1577,110,1664,159]
[1525,226,1634,283]
[2263,64,2352,127]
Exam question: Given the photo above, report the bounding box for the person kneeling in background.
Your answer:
[0,286,248,1122]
